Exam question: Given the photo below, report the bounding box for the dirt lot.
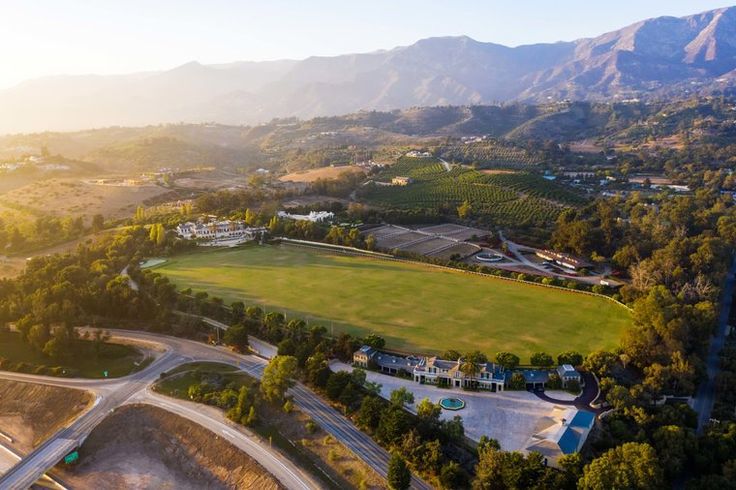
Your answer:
[0,380,92,452]
[58,404,282,490]
[479,169,519,175]
[265,403,386,490]
[0,178,168,222]
[279,165,364,183]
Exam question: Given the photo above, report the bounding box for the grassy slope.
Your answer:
[0,331,147,378]
[157,246,631,358]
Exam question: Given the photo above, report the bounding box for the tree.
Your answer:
[377,406,413,445]
[416,398,441,421]
[387,453,411,490]
[260,355,298,402]
[363,333,386,349]
[441,349,462,361]
[442,415,465,442]
[495,352,520,370]
[457,200,472,219]
[91,214,105,232]
[557,351,583,366]
[326,371,352,400]
[530,352,554,367]
[390,387,415,407]
[365,234,377,251]
[652,425,695,480]
[579,442,664,490]
[223,324,249,352]
[583,350,618,377]
[440,461,468,489]
[357,395,384,431]
[473,447,547,490]
[508,372,526,390]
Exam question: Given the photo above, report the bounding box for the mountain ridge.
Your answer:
[4,5,736,134]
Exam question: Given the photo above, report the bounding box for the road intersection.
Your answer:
[0,329,431,490]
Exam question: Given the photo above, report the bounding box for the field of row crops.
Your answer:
[439,142,540,168]
[361,158,586,227]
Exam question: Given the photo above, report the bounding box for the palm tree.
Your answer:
[460,357,480,388]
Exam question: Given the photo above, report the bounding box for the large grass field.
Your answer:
[156,245,631,359]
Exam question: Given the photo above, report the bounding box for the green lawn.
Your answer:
[154,362,253,399]
[0,330,148,378]
[156,245,632,359]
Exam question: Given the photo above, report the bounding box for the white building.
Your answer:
[277,211,334,223]
[176,219,266,242]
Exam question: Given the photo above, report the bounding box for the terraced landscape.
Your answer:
[155,245,631,358]
[361,158,586,227]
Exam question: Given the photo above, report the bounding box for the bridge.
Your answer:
[0,329,432,490]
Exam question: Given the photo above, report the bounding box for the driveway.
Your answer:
[692,256,736,433]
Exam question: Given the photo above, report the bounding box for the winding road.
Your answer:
[0,329,432,490]
[692,257,736,434]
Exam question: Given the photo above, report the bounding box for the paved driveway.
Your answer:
[331,362,564,451]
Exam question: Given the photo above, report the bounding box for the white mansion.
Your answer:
[176,219,266,243]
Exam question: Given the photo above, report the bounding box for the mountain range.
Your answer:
[4,5,736,134]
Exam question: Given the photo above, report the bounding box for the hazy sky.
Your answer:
[1,0,733,89]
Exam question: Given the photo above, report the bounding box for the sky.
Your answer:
[1,0,733,89]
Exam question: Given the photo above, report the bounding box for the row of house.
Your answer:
[354,346,582,392]
[175,219,266,242]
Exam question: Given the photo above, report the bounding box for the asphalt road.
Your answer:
[0,329,432,490]
[0,332,319,490]
[693,257,736,434]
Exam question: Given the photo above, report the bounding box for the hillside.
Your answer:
[4,6,736,133]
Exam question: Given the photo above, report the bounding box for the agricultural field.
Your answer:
[438,142,541,168]
[361,158,586,227]
[155,245,631,358]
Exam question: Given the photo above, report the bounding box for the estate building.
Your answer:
[557,364,582,388]
[353,345,581,393]
[391,176,413,186]
[176,219,266,242]
[413,356,507,392]
[536,249,592,271]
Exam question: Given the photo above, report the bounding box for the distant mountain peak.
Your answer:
[3,6,736,133]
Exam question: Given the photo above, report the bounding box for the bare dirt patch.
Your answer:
[58,404,283,490]
[479,169,519,175]
[266,404,386,489]
[0,380,92,452]
[280,166,364,183]
[0,178,168,222]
